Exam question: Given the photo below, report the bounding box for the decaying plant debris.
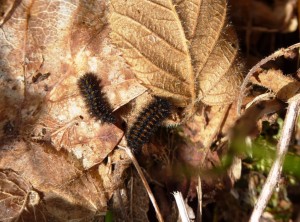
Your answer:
[1,0,300,221]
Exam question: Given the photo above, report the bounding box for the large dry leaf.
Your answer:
[0,140,125,220]
[0,0,146,167]
[109,0,243,113]
[0,0,136,220]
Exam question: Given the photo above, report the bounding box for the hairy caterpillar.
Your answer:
[126,97,171,152]
[78,73,116,123]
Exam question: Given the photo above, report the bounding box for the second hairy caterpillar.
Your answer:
[78,73,116,124]
[126,97,171,153]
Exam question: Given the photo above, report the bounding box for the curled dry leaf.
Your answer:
[109,0,243,120]
[250,69,300,101]
[231,100,284,143]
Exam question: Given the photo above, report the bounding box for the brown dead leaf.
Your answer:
[250,69,300,101]
[0,141,81,191]
[35,113,123,169]
[0,0,154,220]
[0,141,111,220]
[104,79,147,110]
[0,1,152,219]
[232,100,283,140]
[183,105,230,149]
[0,169,32,221]
[0,0,144,141]
[0,170,53,222]
[109,0,243,119]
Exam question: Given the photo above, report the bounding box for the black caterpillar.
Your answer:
[78,73,116,124]
[126,97,171,153]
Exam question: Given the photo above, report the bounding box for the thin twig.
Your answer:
[237,42,300,115]
[249,96,300,222]
[130,170,133,221]
[245,93,275,110]
[115,189,129,222]
[196,176,202,222]
[173,191,190,222]
[118,145,164,222]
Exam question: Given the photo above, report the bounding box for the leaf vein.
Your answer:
[113,31,187,83]
[143,0,173,12]
[201,45,238,98]
[114,12,187,55]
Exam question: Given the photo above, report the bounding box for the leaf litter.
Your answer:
[1,0,300,221]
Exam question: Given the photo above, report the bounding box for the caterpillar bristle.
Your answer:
[78,73,116,124]
[126,97,171,153]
